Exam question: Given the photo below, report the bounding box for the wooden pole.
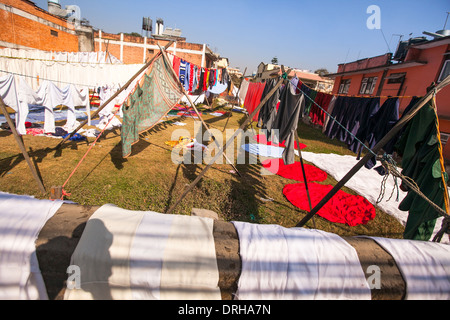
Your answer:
[56,40,176,148]
[222,67,247,132]
[166,67,291,214]
[157,44,242,177]
[0,97,46,195]
[296,75,450,228]
[294,130,316,228]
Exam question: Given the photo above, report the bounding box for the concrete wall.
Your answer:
[94,30,210,67]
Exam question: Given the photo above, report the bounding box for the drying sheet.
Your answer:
[261,158,327,182]
[365,236,450,300]
[232,221,372,300]
[283,183,376,226]
[65,204,220,300]
[0,74,28,134]
[0,192,63,300]
[241,143,299,159]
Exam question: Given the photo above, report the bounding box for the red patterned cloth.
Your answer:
[283,183,376,226]
[262,159,327,182]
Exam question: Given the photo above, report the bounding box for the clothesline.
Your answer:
[0,55,121,66]
[0,69,98,90]
[291,79,378,158]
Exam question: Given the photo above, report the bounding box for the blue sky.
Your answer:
[33,0,449,74]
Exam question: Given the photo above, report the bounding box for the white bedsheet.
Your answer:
[232,221,371,300]
[65,204,221,300]
[0,192,63,300]
[366,236,450,300]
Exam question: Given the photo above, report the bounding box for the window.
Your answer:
[50,30,58,37]
[438,58,450,83]
[338,79,351,94]
[359,77,378,94]
[387,72,406,84]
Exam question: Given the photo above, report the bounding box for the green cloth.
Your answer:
[304,89,317,115]
[121,55,183,158]
[395,102,447,241]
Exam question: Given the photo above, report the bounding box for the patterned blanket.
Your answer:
[121,54,183,158]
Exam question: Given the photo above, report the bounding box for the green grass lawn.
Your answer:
[0,101,405,239]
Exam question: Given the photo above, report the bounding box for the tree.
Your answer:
[121,32,142,38]
[271,57,278,65]
[314,68,329,77]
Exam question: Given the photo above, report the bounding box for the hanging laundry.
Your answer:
[283,183,376,226]
[184,61,190,91]
[322,95,337,132]
[324,96,381,153]
[354,97,399,169]
[121,55,184,158]
[238,79,250,107]
[178,59,188,89]
[394,99,447,241]
[308,91,333,127]
[243,81,266,122]
[172,56,181,77]
[257,78,281,132]
[262,158,327,182]
[381,96,422,156]
[0,74,27,135]
[188,64,195,92]
[270,82,305,165]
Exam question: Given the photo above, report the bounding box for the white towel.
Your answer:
[232,222,372,300]
[0,192,63,300]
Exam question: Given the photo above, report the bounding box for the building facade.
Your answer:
[329,34,450,131]
[94,30,218,67]
[0,0,221,68]
[328,33,450,158]
[0,0,80,52]
[254,62,333,93]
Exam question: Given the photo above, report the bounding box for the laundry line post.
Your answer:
[0,97,46,195]
[165,67,291,215]
[222,67,247,132]
[56,40,176,148]
[296,75,450,228]
[294,130,316,228]
[157,44,242,177]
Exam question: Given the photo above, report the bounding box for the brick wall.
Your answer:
[0,0,79,52]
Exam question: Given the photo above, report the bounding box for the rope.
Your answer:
[0,69,98,89]
[376,154,400,204]
[60,106,121,199]
[431,93,450,214]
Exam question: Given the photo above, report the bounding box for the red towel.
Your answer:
[262,159,327,182]
[283,183,376,226]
